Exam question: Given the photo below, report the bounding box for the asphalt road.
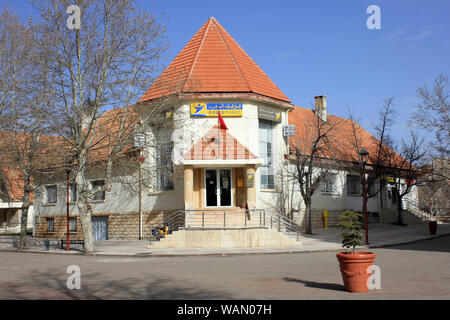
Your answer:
[0,236,449,300]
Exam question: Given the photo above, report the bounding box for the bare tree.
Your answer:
[346,98,397,212]
[0,8,59,249]
[386,131,426,225]
[32,0,175,253]
[288,110,343,234]
[410,74,449,157]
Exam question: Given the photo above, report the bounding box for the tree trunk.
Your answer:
[304,200,312,234]
[397,194,403,225]
[77,197,95,254]
[19,205,29,250]
[76,165,95,254]
[19,178,31,250]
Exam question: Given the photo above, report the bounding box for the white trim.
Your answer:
[0,202,23,209]
[183,159,263,167]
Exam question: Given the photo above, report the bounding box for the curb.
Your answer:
[1,232,449,258]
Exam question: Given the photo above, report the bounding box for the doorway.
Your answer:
[205,169,232,207]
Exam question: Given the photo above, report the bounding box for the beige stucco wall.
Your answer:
[151,228,301,248]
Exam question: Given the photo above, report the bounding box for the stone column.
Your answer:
[184,165,194,210]
[246,165,256,209]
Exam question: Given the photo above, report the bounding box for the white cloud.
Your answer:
[384,29,407,41]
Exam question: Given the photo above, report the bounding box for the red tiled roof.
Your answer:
[288,106,406,168]
[138,17,290,103]
[184,125,257,161]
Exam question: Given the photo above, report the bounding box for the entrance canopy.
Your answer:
[183,125,263,167]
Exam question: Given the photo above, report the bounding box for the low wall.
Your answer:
[151,228,301,248]
[34,210,180,240]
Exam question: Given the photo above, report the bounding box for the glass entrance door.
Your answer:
[205,169,233,207]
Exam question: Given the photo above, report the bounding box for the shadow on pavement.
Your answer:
[0,269,236,300]
[376,234,450,253]
[283,277,346,292]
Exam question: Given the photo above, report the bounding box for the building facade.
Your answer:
[33,17,420,242]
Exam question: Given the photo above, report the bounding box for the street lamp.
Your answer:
[359,147,369,245]
[65,168,70,251]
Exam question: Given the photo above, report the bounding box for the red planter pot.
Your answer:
[429,221,437,235]
[336,251,376,293]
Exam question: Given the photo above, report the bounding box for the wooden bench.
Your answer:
[60,239,84,249]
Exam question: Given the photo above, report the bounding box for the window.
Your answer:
[347,175,361,195]
[47,218,54,232]
[46,185,57,203]
[367,176,376,196]
[156,129,174,191]
[91,180,105,201]
[69,217,77,232]
[259,119,274,189]
[69,183,77,202]
[321,173,337,193]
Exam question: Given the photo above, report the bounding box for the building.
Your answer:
[0,166,34,235]
[33,17,423,245]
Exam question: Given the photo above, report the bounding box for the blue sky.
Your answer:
[4,0,450,143]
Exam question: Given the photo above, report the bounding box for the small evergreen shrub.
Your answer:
[337,210,363,254]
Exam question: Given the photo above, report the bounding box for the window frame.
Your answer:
[91,180,106,201]
[346,174,361,195]
[259,119,275,190]
[45,185,58,204]
[69,183,77,202]
[69,217,77,232]
[46,217,54,232]
[321,173,337,193]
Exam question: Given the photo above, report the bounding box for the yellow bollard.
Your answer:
[323,210,329,229]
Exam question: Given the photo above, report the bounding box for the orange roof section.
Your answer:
[287,106,406,167]
[138,17,290,104]
[184,125,257,161]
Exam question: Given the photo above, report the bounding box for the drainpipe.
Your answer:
[66,169,70,251]
[138,159,143,240]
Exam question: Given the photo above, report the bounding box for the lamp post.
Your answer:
[66,168,70,251]
[359,147,369,245]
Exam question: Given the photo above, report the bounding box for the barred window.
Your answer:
[321,173,337,193]
[259,119,274,189]
[347,175,361,195]
[91,180,105,201]
[69,183,77,202]
[47,218,54,232]
[69,217,77,232]
[155,127,174,191]
[46,185,57,203]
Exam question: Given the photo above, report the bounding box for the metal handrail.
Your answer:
[266,211,303,241]
[156,208,304,242]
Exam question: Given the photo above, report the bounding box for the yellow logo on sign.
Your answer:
[190,103,243,117]
[191,103,207,117]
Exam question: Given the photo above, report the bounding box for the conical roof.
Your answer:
[138,17,290,103]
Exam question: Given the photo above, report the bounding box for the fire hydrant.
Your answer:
[323,210,329,229]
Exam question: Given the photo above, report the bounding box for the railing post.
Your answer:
[263,211,265,227]
[278,215,281,232]
[245,210,247,228]
[202,211,204,228]
[224,211,226,228]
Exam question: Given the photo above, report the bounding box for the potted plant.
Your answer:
[336,210,376,293]
[429,215,437,235]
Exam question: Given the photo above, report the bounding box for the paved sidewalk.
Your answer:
[1,223,449,257]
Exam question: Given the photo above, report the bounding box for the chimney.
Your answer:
[314,95,327,122]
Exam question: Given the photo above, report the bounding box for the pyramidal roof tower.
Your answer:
[138,17,290,104]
